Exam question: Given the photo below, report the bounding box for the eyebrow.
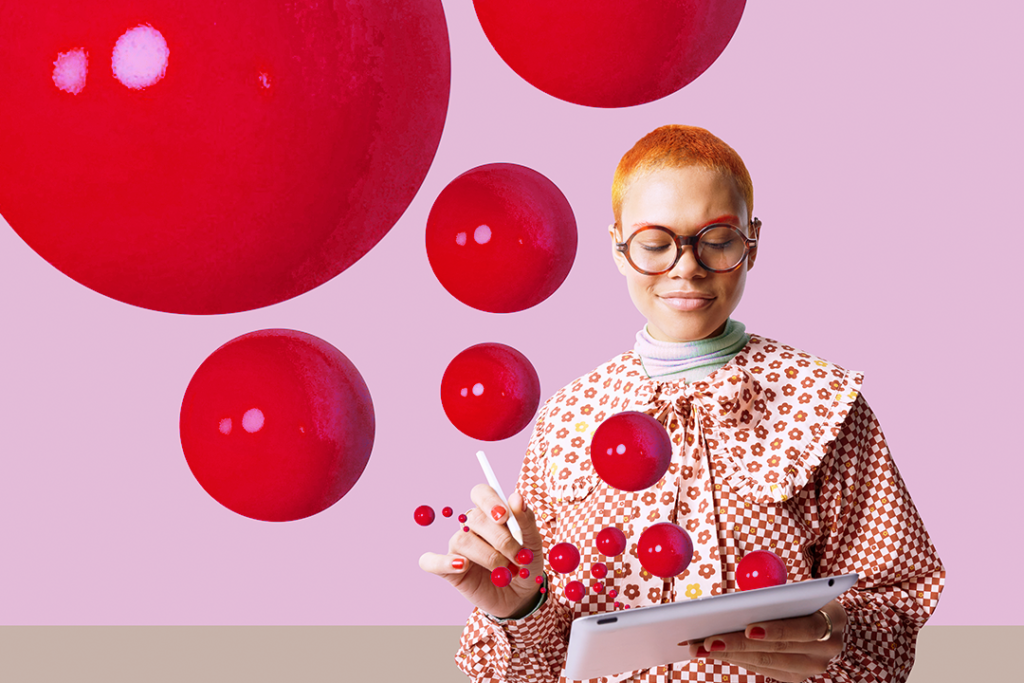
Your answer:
[629,214,741,231]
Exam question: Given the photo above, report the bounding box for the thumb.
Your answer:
[508,490,542,552]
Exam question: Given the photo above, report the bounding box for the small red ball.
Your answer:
[441,507,453,518]
[426,163,577,313]
[591,411,672,491]
[591,562,608,579]
[637,523,693,578]
[596,526,628,557]
[519,567,531,580]
[539,587,547,594]
[608,589,618,599]
[564,580,586,602]
[462,526,470,532]
[440,343,541,440]
[414,505,435,526]
[592,582,604,593]
[179,329,374,522]
[515,548,535,565]
[549,542,581,574]
[736,550,788,591]
[458,513,468,523]
[491,566,513,588]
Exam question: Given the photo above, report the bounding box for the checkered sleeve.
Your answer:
[454,399,573,682]
[808,394,945,683]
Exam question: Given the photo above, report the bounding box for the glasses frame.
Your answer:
[614,218,761,275]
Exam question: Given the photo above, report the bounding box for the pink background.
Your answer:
[1,1,1020,626]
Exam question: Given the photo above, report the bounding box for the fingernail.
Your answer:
[749,627,766,639]
[710,640,726,652]
[696,646,709,656]
[491,505,506,521]
[451,558,465,570]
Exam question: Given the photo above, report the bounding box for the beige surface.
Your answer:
[0,625,1013,682]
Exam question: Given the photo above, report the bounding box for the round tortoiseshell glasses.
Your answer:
[615,219,760,275]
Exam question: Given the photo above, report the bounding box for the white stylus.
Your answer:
[476,450,523,544]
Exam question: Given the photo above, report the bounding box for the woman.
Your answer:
[420,125,944,682]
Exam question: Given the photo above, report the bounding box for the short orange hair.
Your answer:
[612,125,753,228]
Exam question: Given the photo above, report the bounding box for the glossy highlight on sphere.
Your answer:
[549,542,581,574]
[590,411,673,491]
[179,329,375,522]
[473,1,746,107]
[637,523,693,578]
[0,1,450,313]
[414,505,435,526]
[426,163,577,313]
[490,566,513,588]
[441,343,541,441]
[564,580,586,602]
[736,550,788,591]
[596,526,628,557]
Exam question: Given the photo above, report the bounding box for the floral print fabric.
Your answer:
[456,335,945,683]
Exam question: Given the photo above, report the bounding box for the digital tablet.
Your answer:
[563,573,858,680]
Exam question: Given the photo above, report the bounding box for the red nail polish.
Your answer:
[710,640,726,652]
[451,558,465,570]
[749,627,766,639]
[491,505,506,521]
[696,646,709,657]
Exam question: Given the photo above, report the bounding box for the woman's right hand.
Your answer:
[419,484,545,619]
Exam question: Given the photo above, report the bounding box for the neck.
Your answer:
[634,319,749,381]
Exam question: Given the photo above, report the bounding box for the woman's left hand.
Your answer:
[685,599,847,683]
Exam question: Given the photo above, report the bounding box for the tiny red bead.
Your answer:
[457,513,468,523]
[591,562,608,579]
[519,568,530,579]
[592,582,604,593]
[539,587,546,594]
[535,575,543,584]
[441,507,453,518]
[462,526,469,532]
[608,589,618,599]
[515,547,535,565]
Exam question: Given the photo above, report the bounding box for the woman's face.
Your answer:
[610,165,756,343]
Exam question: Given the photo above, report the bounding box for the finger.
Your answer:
[507,491,543,562]
[745,610,834,643]
[468,485,531,563]
[418,551,469,580]
[450,523,514,571]
[470,483,510,526]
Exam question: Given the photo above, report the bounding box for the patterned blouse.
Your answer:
[455,335,945,683]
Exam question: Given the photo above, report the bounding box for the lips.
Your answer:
[658,293,714,311]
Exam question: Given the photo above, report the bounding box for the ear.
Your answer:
[609,222,629,275]
[746,217,761,271]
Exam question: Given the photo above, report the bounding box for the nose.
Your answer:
[667,244,706,278]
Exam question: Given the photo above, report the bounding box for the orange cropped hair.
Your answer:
[612,125,753,228]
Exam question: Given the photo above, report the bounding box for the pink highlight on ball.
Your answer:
[112,24,169,90]
[52,48,88,95]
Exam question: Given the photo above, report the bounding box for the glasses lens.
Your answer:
[628,228,677,273]
[697,226,746,271]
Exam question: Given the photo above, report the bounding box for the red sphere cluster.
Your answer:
[472,0,746,107]
[736,550,788,591]
[596,526,628,556]
[414,505,435,526]
[0,1,450,313]
[426,163,577,313]
[549,542,581,574]
[591,412,673,491]
[637,523,693,578]
[441,343,541,440]
[179,329,374,522]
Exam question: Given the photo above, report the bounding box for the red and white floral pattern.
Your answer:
[456,335,945,682]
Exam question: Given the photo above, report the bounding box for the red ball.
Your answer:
[596,526,627,557]
[515,548,535,566]
[179,329,374,521]
[637,523,693,578]
[414,505,435,526]
[426,163,577,313]
[548,542,581,574]
[590,562,608,579]
[518,567,531,580]
[736,550,788,591]
[491,566,513,588]
[440,343,541,441]
[564,580,586,602]
[441,507,453,518]
[473,1,745,107]
[0,1,449,313]
[590,411,673,491]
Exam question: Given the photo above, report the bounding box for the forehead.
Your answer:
[621,166,747,235]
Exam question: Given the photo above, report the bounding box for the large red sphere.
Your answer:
[549,542,581,574]
[473,1,746,107]
[179,329,375,522]
[736,550,788,591]
[637,523,693,578]
[440,342,541,441]
[426,163,577,313]
[590,411,673,491]
[596,526,627,557]
[0,1,450,313]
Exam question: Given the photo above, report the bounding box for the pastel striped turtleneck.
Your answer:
[634,319,750,382]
